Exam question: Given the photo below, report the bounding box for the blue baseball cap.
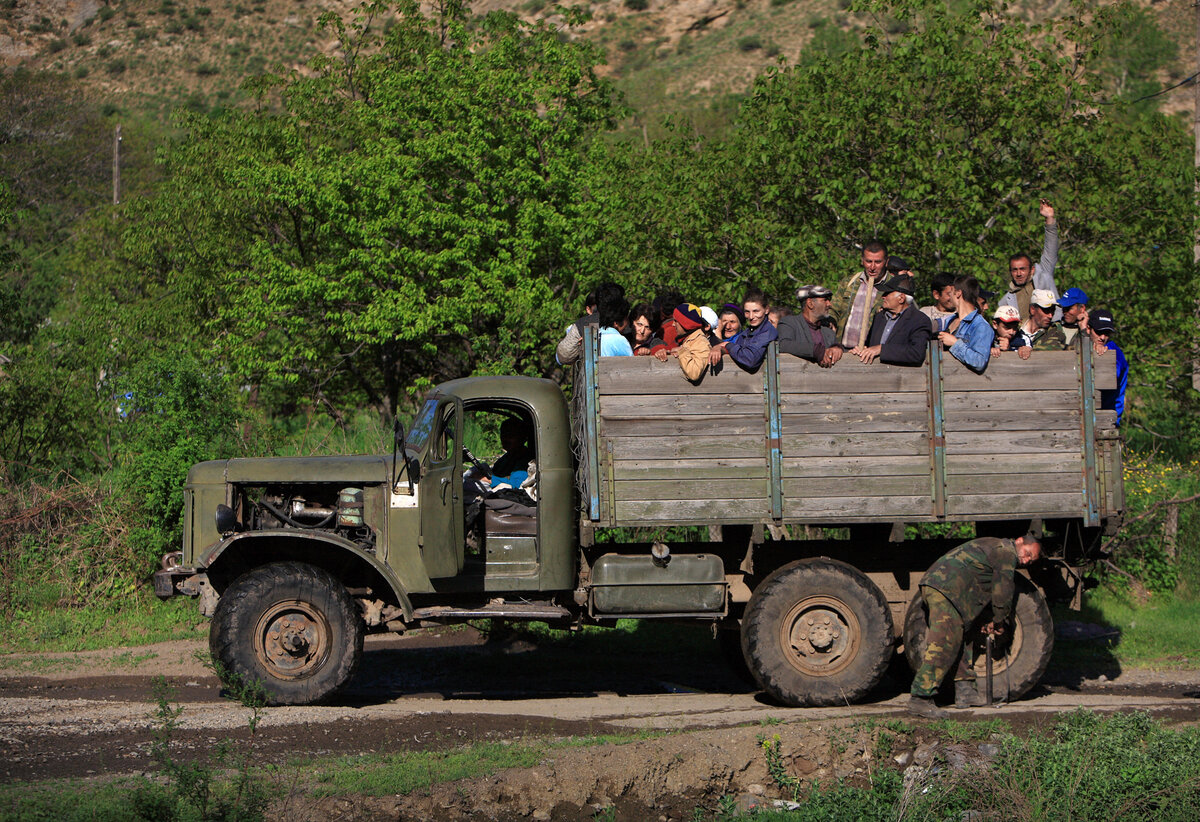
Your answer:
[1060,287,1089,308]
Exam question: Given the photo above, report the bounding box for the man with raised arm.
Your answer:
[830,240,889,349]
[909,535,1043,718]
[998,199,1060,323]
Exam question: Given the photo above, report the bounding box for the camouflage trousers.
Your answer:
[910,585,975,698]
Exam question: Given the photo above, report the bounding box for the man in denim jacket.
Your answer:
[937,276,995,373]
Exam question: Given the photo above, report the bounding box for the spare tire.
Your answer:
[903,575,1053,703]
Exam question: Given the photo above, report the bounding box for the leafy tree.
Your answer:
[124,0,619,420]
[588,0,1197,446]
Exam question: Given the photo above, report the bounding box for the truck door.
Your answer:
[419,398,465,577]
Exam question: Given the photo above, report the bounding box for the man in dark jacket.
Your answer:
[909,535,1042,718]
[777,284,844,367]
[850,274,934,366]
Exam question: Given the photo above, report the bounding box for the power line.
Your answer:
[1098,71,1199,106]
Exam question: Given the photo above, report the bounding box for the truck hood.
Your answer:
[188,455,391,485]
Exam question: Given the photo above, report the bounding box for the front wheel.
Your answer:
[210,561,364,706]
[742,559,894,707]
[903,575,1053,703]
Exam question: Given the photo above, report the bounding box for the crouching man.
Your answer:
[909,535,1042,718]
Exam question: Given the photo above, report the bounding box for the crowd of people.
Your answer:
[555,201,1127,424]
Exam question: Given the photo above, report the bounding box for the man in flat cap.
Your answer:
[778,285,843,367]
[850,274,934,366]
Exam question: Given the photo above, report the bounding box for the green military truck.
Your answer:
[156,335,1122,707]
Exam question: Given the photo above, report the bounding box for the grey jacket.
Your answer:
[778,314,837,361]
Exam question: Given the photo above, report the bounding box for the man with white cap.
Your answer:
[998,199,1061,323]
[990,305,1028,357]
[1016,289,1067,358]
[777,285,843,367]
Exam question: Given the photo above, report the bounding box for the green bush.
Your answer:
[113,349,240,574]
[71,31,90,45]
[48,38,68,53]
[106,58,126,75]
[623,0,648,10]
[737,34,763,52]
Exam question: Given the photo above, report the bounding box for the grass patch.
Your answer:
[1053,589,1200,671]
[0,592,205,654]
[927,716,1009,742]
[0,777,150,822]
[306,731,660,797]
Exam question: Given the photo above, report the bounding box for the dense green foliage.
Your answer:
[0,0,1197,608]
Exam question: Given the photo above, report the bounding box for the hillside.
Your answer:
[3,0,1193,130]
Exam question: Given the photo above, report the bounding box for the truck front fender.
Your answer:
[198,530,414,620]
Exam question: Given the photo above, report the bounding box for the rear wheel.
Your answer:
[210,561,364,706]
[742,559,894,706]
[903,576,1053,702]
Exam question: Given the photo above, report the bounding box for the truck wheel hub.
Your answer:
[781,598,860,677]
[255,601,330,678]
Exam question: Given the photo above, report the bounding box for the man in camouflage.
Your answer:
[909,535,1042,718]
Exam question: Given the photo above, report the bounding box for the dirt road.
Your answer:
[2,626,1196,819]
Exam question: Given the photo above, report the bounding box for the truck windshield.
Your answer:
[405,398,440,456]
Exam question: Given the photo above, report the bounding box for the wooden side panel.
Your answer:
[594,346,1102,526]
[598,359,768,524]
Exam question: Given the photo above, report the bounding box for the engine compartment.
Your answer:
[225,484,377,552]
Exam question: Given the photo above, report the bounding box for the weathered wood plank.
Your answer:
[783,476,930,498]
[601,416,766,438]
[780,392,928,414]
[1092,356,1117,390]
[946,492,1084,517]
[599,394,765,417]
[613,458,767,481]
[781,432,929,457]
[608,435,766,460]
[781,495,933,518]
[947,473,1082,496]
[941,351,1080,391]
[942,389,1079,412]
[1095,410,1118,430]
[598,358,764,394]
[616,498,771,521]
[946,453,1079,475]
[612,478,768,502]
[781,412,927,435]
[943,429,1081,453]
[781,455,931,478]
[778,360,928,393]
[942,409,1080,432]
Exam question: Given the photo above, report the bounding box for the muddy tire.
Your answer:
[210,561,363,706]
[903,576,1053,703]
[741,559,894,707]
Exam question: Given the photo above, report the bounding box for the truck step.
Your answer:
[410,602,572,621]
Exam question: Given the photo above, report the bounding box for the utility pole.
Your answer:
[112,124,122,207]
[1194,3,1200,389]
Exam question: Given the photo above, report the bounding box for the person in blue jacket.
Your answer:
[708,287,778,371]
[1087,308,1127,426]
[937,275,995,373]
